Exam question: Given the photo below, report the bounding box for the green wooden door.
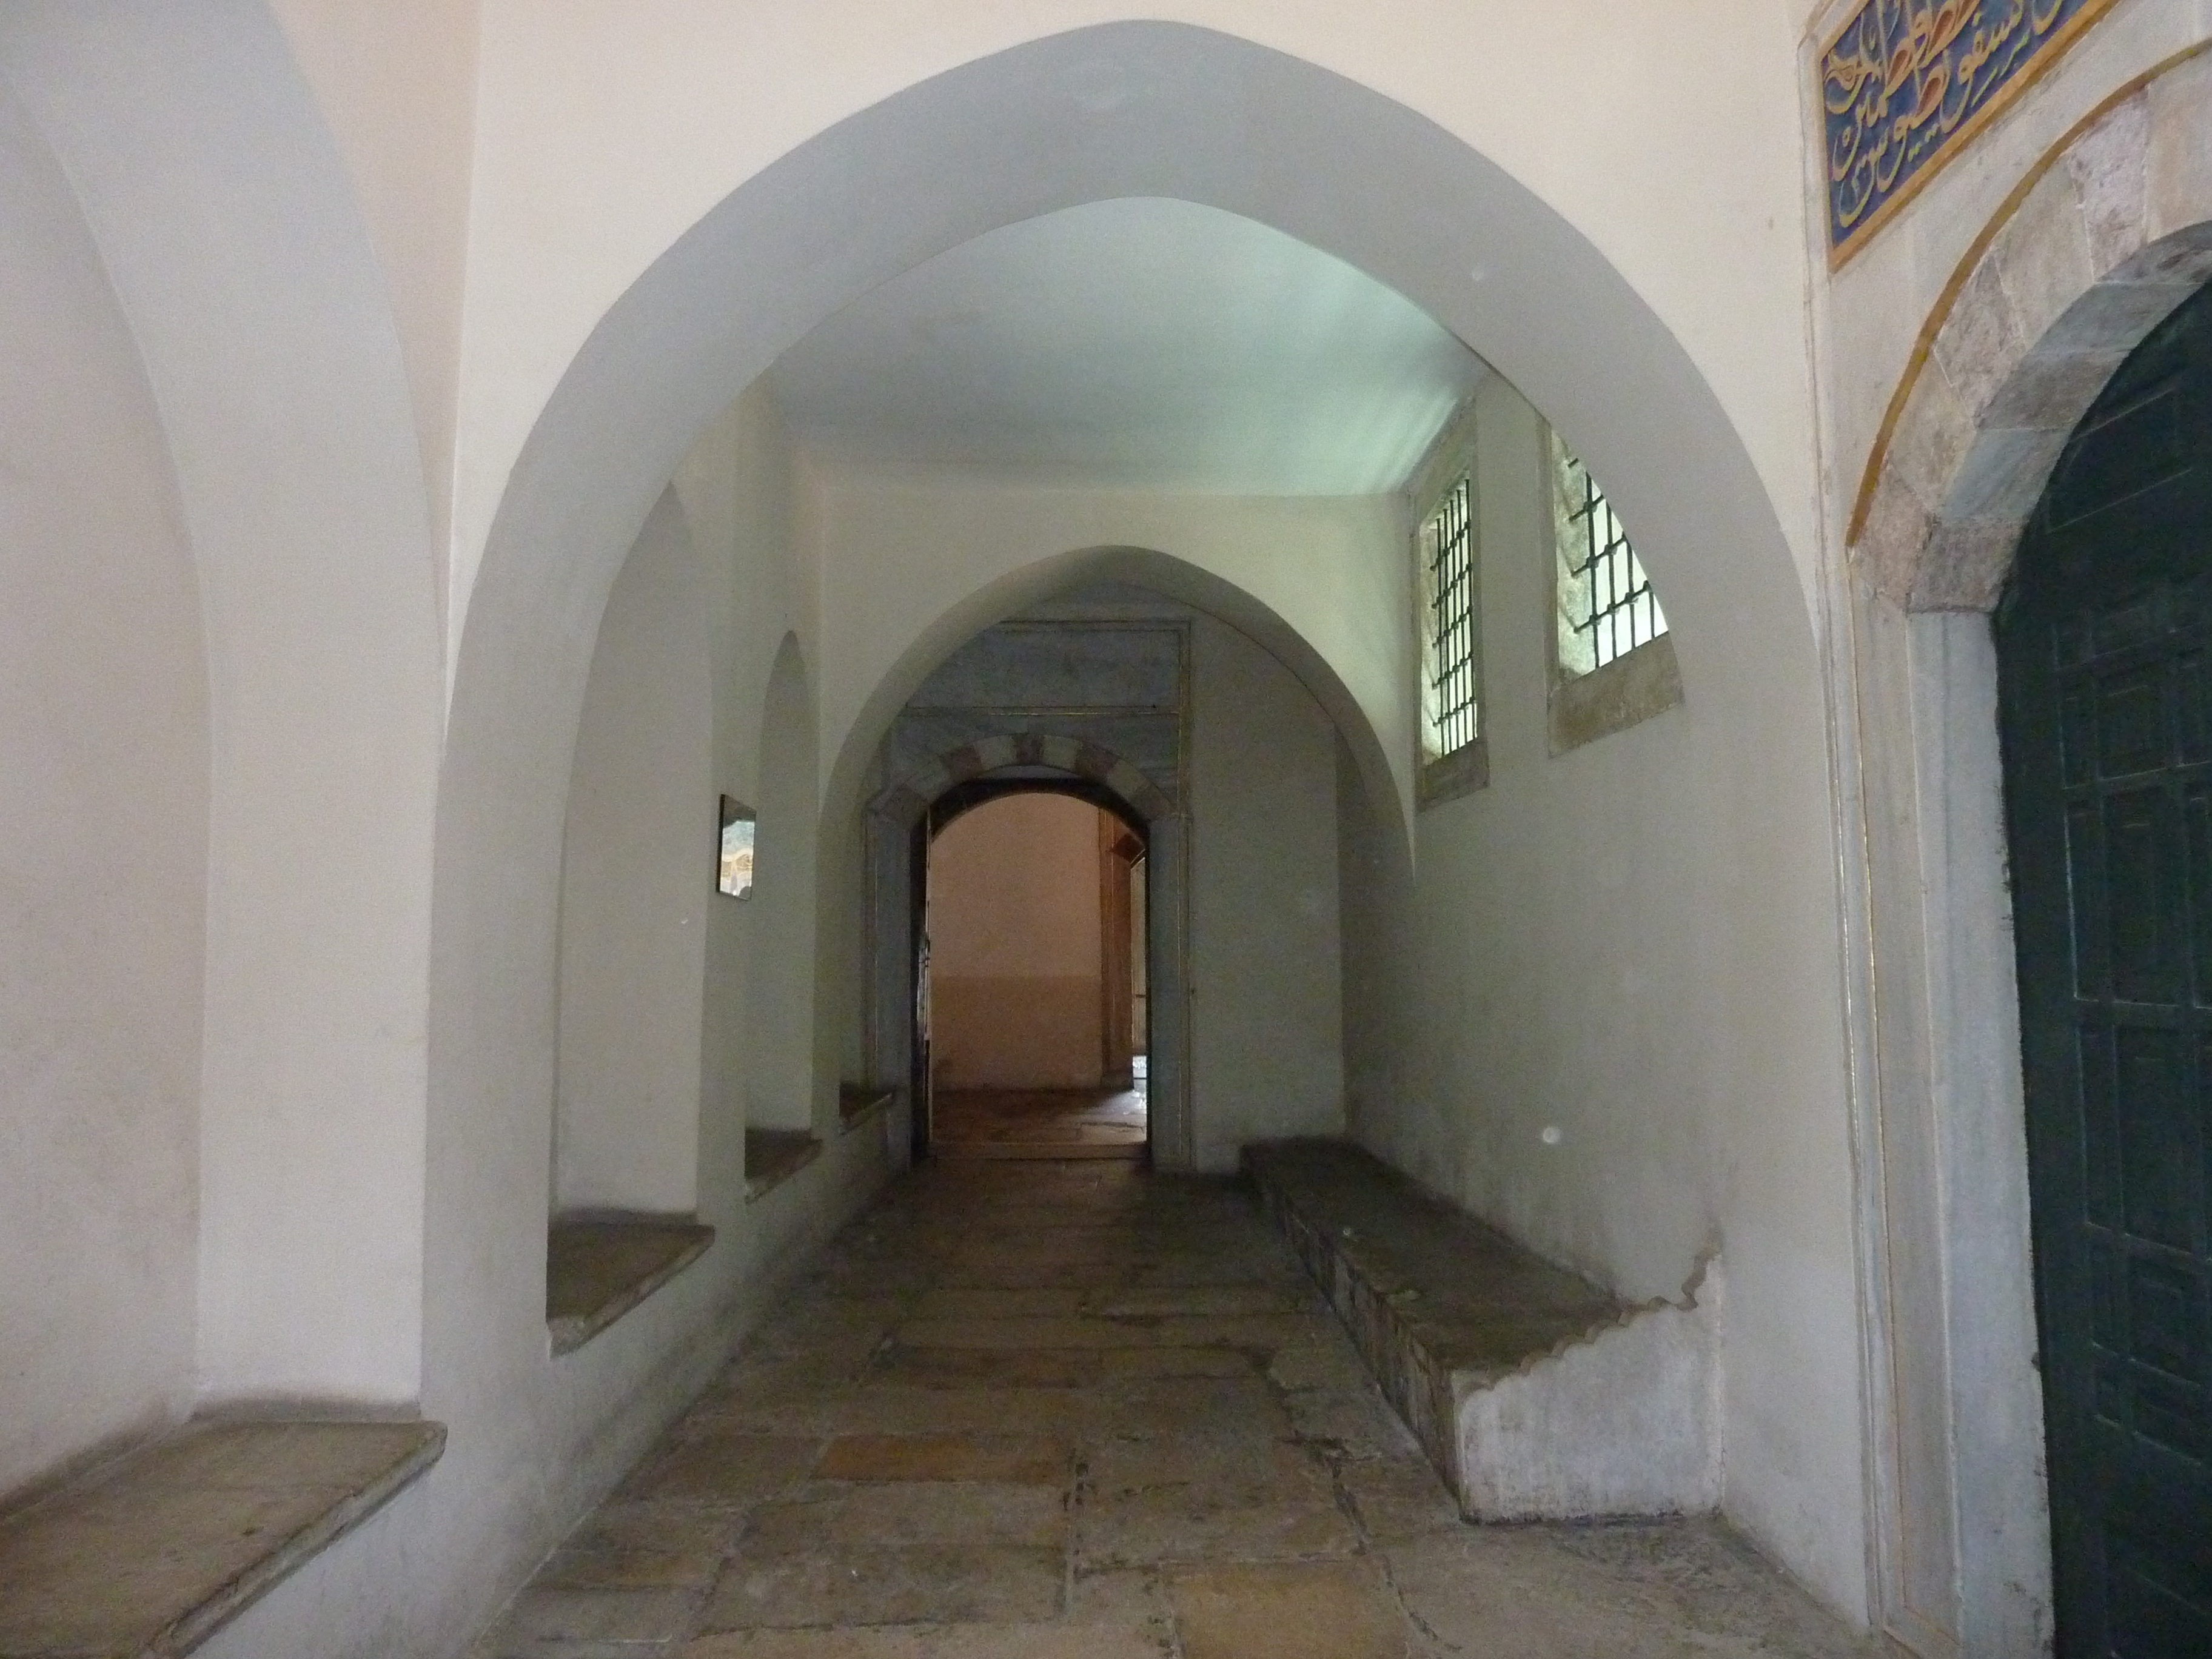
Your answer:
[1999,281,2212,1657]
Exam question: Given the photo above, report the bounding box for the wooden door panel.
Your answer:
[2002,280,2212,1657]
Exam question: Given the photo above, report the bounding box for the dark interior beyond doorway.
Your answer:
[925,786,1147,1160]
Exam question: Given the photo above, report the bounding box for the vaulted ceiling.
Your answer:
[769,197,1485,495]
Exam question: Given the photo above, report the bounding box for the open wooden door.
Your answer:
[1099,817,1144,1089]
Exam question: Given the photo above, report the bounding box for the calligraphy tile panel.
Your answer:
[1822,0,2119,263]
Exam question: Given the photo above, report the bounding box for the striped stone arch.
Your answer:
[866,730,1176,826]
[1851,43,2212,609]
[862,727,1193,1168]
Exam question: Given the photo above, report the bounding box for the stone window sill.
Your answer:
[1549,633,1682,755]
[1417,736,1489,809]
[0,1418,443,1657]
[744,1128,822,1202]
[546,1215,716,1355]
[839,1084,896,1136]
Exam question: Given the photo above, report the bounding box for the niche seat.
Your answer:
[1244,1139,1720,1520]
[0,1419,443,1657]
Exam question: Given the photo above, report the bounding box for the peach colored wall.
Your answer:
[930,793,1104,1087]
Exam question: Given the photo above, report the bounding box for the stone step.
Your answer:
[1244,1138,1720,1521]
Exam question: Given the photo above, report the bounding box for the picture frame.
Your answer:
[717,796,756,899]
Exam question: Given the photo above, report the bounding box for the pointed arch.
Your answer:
[427,17,1855,1624]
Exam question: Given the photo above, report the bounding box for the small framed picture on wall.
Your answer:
[717,796,756,899]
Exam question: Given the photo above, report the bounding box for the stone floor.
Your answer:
[930,1087,1147,1159]
[473,1161,1875,1658]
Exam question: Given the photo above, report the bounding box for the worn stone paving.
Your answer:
[474,1161,1875,1657]
[930,1088,1147,1160]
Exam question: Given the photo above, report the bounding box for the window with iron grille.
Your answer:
[1552,434,1666,678]
[1421,471,1479,759]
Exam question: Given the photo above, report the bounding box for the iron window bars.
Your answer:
[1424,472,1478,756]
[1555,441,1666,675]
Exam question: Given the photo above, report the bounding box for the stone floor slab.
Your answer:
[682,1624,1170,1657]
[618,1435,822,1509]
[1168,1560,1408,1659]
[500,1585,705,1643]
[813,1434,1068,1486]
[1383,1526,1875,1658]
[874,1342,1251,1389]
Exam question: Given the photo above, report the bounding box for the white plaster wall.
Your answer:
[555,491,711,1216]
[803,475,1372,1160]
[675,387,817,1163]
[1189,615,1346,1168]
[810,477,1413,826]
[743,635,822,1130]
[264,0,481,588]
[2,3,447,1411]
[0,78,207,1497]
[1344,374,1866,1614]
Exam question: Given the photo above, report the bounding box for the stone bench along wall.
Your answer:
[1245,1139,1721,1521]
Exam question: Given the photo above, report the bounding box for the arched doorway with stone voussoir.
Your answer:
[862,735,1186,1169]
[1843,42,2212,1656]
[1996,276,2212,1659]
[916,776,1151,1162]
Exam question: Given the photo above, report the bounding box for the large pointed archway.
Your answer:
[426,15,1860,1637]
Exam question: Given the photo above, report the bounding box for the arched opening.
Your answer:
[0,65,210,1493]
[0,1,442,1428]
[1997,279,2212,1657]
[1843,47,2212,1650]
[422,15,1858,1636]
[922,783,1151,1161]
[0,4,1907,1651]
[843,559,1366,1179]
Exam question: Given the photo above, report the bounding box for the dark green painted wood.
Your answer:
[1999,281,2212,1658]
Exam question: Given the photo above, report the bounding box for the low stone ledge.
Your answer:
[839,1083,896,1136]
[0,1418,443,1657]
[546,1216,716,1355]
[1244,1138,1721,1521]
[743,1127,822,1202]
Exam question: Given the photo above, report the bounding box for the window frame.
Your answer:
[1410,403,1487,806]
[1543,424,1682,754]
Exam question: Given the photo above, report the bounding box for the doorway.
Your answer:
[920,782,1149,1161]
[1998,279,2212,1656]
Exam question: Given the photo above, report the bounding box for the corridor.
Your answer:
[473,1163,1869,1657]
